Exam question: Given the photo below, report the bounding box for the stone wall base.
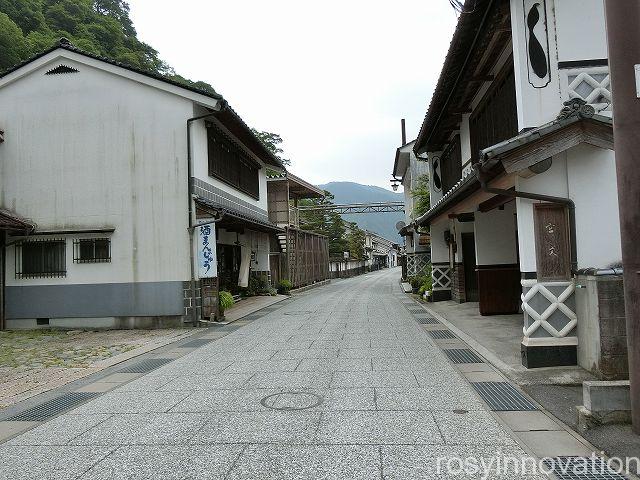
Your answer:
[521,343,577,368]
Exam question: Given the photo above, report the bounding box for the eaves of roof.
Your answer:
[194,196,283,234]
[414,0,506,154]
[413,167,480,227]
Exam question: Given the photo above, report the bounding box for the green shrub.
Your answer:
[218,291,234,312]
[277,279,293,294]
[246,275,270,296]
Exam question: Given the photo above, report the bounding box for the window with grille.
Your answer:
[73,238,111,263]
[207,123,260,199]
[16,239,66,278]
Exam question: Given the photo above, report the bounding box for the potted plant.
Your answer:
[218,290,234,321]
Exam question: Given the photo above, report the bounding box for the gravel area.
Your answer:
[0,329,193,408]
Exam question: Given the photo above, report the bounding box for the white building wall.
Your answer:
[474,201,518,265]
[510,0,563,129]
[516,145,620,273]
[0,58,193,287]
[566,145,621,269]
[555,0,608,62]
[430,220,450,264]
[516,155,569,273]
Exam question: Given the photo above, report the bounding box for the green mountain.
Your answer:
[319,182,404,242]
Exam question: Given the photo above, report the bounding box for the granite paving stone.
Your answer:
[0,445,114,480]
[1,269,550,479]
[316,410,443,445]
[226,444,381,480]
[78,445,243,480]
[191,411,321,444]
[70,413,210,445]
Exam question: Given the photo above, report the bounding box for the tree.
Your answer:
[411,173,431,219]
[346,223,366,260]
[250,129,291,167]
[0,13,30,71]
[299,191,348,258]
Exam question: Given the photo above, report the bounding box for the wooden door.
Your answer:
[461,233,479,302]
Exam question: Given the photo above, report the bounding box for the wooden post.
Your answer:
[604,0,640,434]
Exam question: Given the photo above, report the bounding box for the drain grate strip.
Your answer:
[428,329,457,340]
[444,348,484,364]
[471,382,538,411]
[179,339,213,348]
[542,457,629,479]
[5,392,99,421]
[117,358,173,373]
[417,317,440,325]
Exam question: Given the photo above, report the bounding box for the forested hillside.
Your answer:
[0,0,215,92]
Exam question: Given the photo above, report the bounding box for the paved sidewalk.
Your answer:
[0,269,549,479]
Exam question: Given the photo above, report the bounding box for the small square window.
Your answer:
[73,238,111,263]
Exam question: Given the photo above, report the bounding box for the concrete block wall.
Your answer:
[597,276,628,379]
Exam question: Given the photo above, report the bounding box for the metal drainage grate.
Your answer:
[471,382,538,411]
[542,457,629,479]
[417,317,440,325]
[428,330,457,340]
[283,311,313,316]
[5,392,99,421]
[179,339,213,348]
[407,308,424,314]
[444,348,484,364]
[117,358,173,373]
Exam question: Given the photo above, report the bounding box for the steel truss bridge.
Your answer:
[297,202,405,214]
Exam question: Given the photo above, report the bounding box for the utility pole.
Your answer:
[604,1,640,434]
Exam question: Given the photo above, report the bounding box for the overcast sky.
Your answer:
[129,0,457,191]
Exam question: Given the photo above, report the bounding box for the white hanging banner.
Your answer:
[197,223,217,278]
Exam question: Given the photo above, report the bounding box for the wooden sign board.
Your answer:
[533,203,571,281]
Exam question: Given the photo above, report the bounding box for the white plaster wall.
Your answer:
[555,0,608,62]
[474,201,518,265]
[460,115,471,165]
[430,220,450,264]
[566,145,621,268]
[190,117,269,212]
[510,0,563,129]
[428,151,443,206]
[515,145,620,272]
[403,169,414,225]
[515,155,569,273]
[0,58,194,286]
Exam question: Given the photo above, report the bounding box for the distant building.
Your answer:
[392,139,431,278]
[0,40,285,329]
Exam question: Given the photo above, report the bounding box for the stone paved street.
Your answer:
[0,269,549,479]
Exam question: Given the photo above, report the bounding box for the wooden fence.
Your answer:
[279,227,329,288]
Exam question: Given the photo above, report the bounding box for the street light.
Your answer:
[390,177,400,191]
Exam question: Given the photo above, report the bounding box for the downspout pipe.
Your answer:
[472,164,578,274]
[186,107,224,326]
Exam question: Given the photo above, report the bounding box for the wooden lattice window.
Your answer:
[207,124,260,200]
[441,135,463,195]
[470,63,518,163]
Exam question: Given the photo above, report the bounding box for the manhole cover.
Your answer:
[260,392,324,411]
[283,311,313,316]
